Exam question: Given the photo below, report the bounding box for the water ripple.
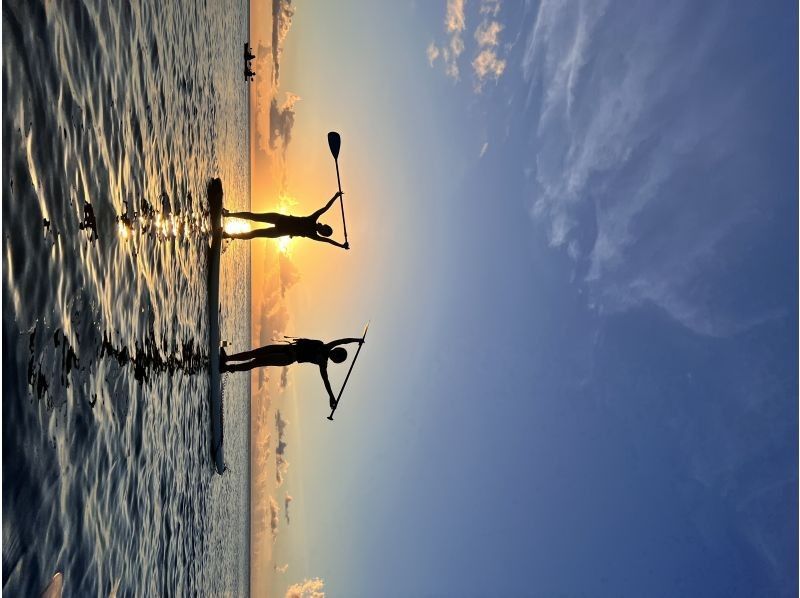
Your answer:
[3,0,250,594]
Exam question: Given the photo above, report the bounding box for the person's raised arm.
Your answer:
[319,364,338,409]
[312,234,349,250]
[311,192,343,219]
[326,337,364,350]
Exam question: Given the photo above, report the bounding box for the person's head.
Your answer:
[329,347,348,363]
[316,223,333,237]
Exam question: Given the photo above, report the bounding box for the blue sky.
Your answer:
[273,1,797,595]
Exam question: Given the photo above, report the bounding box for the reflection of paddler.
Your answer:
[221,337,364,408]
[223,191,348,249]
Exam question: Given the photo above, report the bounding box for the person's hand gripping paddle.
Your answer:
[328,322,369,420]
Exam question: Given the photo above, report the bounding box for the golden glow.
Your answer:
[275,193,298,256]
[276,193,298,215]
[224,218,251,235]
[277,236,292,255]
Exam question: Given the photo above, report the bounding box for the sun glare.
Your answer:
[223,218,251,235]
[278,237,292,255]
[275,193,298,256]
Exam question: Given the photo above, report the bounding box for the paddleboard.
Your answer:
[207,179,225,474]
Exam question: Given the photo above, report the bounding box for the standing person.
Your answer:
[223,191,348,249]
[220,336,364,408]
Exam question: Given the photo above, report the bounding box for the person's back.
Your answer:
[277,214,317,238]
[291,338,326,364]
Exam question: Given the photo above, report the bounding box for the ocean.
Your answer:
[2,0,251,595]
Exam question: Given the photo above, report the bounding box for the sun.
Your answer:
[274,193,299,256]
[277,236,292,255]
[223,218,251,236]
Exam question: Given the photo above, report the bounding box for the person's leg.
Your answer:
[222,359,258,373]
[224,211,281,224]
[224,353,294,372]
[223,226,284,240]
[224,345,295,365]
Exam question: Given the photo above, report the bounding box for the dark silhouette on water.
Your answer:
[221,336,364,408]
[223,191,349,248]
[244,42,255,61]
[79,200,98,241]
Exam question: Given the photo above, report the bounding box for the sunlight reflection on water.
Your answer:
[3,0,251,595]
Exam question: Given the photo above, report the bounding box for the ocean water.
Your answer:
[2,0,250,595]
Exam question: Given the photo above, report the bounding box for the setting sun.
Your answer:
[277,237,292,255]
[275,193,298,256]
[224,218,251,236]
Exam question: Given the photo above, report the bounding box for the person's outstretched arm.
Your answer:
[319,364,338,409]
[311,234,349,249]
[327,337,364,350]
[311,192,343,219]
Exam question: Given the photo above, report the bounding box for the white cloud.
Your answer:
[445,0,466,33]
[426,42,440,66]
[475,20,503,47]
[428,0,469,80]
[472,48,506,83]
[428,0,508,86]
[479,142,489,157]
[444,32,465,80]
[285,578,325,598]
[269,496,280,540]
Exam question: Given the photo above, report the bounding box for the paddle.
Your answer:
[327,322,369,420]
[327,131,348,245]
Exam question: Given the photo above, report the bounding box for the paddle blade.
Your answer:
[327,132,341,159]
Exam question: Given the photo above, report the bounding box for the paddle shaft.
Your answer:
[328,333,367,420]
[334,158,348,243]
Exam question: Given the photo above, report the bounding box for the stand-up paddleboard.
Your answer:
[207,179,225,474]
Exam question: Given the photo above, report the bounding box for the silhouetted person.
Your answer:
[221,337,364,408]
[245,51,256,60]
[245,68,256,80]
[223,191,348,248]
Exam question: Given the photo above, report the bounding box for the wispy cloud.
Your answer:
[269,93,302,156]
[279,253,300,297]
[276,410,290,486]
[517,0,784,335]
[269,496,280,541]
[426,42,440,66]
[271,0,296,86]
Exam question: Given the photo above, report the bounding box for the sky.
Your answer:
[251,1,797,596]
